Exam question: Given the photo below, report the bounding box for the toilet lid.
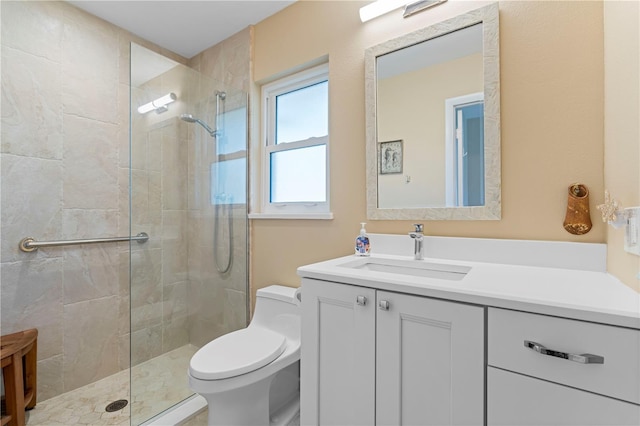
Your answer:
[189,327,287,380]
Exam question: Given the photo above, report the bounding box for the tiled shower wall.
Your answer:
[0,0,187,401]
[187,32,251,347]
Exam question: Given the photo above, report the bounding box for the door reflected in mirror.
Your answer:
[365,4,500,220]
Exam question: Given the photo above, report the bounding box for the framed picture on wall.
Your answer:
[379,140,403,174]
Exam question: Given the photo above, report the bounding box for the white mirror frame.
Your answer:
[365,3,501,220]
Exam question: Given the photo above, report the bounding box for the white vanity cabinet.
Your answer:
[300,277,485,426]
[487,308,640,425]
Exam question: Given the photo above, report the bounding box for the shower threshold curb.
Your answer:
[141,394,207,426]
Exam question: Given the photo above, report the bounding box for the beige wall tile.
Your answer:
[162,315,189,353]
[119,332,131,372]
[37,355,64,402]
[163,281,188,321]
[0,258,64,359]
[118,167,131,237]
[62,115,119,209]
[130,325,162,366]
[161,127,188,210]
[130,248,162,331]
[61,208,118,239]
[1,47,63,158]
[0,154,62,263]
[222,28,251,93]
[0,1,63,62]
[63,245,119,304]
[161,210,188,285]
[224,288,247,332]
[197,44,223,87]
[61,2,118,123]
[63,296,119,391]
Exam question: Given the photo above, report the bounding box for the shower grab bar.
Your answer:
[19,232,149,252]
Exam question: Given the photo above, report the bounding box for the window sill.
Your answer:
[248,212,334,220]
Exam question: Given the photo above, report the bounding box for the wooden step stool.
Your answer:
[1,329,38,426]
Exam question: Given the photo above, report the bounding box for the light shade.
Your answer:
[137,92,177,114]
[359,0,407,22]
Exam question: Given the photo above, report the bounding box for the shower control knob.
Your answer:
[356,296,367,306]
[378,300,390,311]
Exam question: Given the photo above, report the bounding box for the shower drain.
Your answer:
[105,399,128,412]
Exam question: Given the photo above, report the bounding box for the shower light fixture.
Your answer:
[137,92,177,114]
[359,0,447,22]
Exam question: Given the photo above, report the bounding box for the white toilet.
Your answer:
[188,285,301,426]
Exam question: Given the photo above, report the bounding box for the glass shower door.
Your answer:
[129,43,248,425]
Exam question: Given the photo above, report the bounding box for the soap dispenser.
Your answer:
[355,222,371,256]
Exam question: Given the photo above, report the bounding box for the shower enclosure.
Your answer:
[128,43,249,424]
[1,1,248,424]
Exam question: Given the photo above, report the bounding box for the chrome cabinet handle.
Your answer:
[524,340,604,364]
[356,296,367,306]
[378,300,390,311]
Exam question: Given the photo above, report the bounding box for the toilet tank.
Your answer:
[251,285,300,340]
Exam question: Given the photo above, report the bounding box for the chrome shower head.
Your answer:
[180,113,197,123]
[180,114,217,137]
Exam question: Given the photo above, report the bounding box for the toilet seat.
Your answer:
[189,327,287,380]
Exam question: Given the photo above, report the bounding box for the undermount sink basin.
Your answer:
[338,257,471,281]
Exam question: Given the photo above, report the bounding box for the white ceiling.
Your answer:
[68,0,296,59]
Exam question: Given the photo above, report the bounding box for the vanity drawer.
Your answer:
[488,307,640,404]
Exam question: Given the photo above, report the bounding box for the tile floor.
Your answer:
[26,345,199,426]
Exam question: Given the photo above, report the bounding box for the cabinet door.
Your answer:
[376,291,485,426]
[300,278,376,426]
[488,367,640,425]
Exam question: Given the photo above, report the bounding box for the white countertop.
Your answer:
[297,237,640,329]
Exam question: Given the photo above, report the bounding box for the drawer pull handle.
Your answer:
[524,340,604,364]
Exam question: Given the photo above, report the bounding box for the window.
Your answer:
[211,106,247,205]
[257,63,331,218]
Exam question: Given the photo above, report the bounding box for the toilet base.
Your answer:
[204,374,273,426]
[193,361,300,426]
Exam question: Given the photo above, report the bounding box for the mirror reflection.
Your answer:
[377,24,484,208]
[365,4,501,220]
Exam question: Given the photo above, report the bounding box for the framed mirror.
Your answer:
[365,3,500,220]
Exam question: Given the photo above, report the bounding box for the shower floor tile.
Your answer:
[26,344,199,426]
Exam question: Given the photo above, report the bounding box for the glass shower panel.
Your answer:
[129,43,248,425]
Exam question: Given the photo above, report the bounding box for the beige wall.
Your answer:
[251,0,607,296]
[604,1,640,291]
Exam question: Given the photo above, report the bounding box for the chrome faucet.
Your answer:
[409,224,424,260]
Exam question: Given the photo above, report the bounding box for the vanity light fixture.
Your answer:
[360,0,407,22]
[137,92,177,114]
[403,0,448,18]
[360,0,447,22]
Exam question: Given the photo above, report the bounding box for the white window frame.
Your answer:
[253,63,332,219]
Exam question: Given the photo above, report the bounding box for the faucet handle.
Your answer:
[413,223,424,233]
